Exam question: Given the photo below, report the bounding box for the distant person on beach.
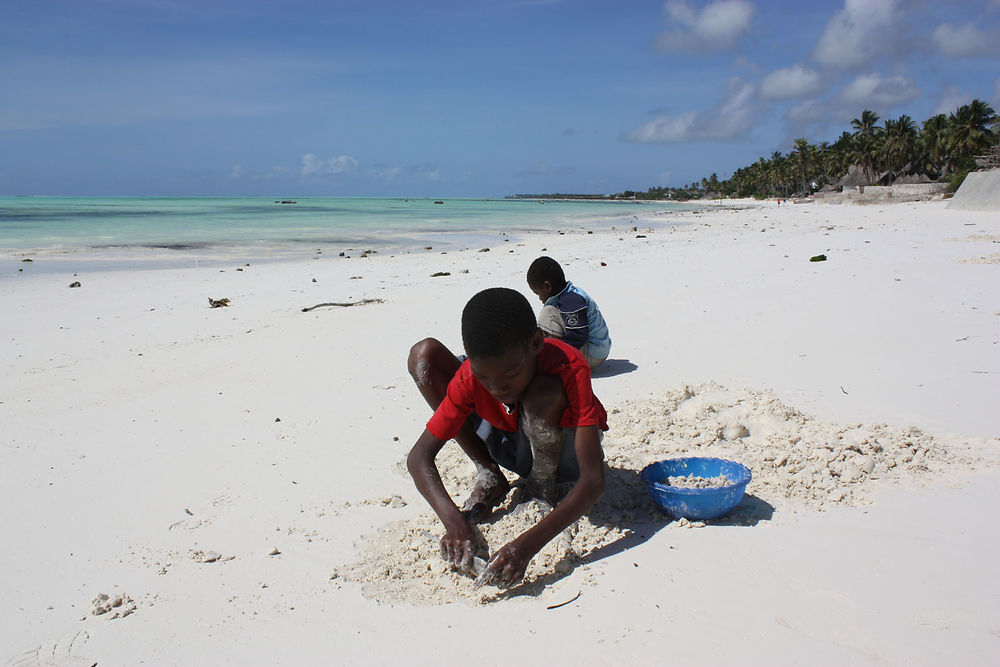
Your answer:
[526,256,611,369]
[406,287,607,587]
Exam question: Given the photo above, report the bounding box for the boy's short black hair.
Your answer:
[526,256,565,288]
[461,287,537,359]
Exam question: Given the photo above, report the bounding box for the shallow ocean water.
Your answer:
[1,196,695,273]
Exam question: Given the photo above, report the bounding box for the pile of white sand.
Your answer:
[345,382,995,606]
[603,382,992,510]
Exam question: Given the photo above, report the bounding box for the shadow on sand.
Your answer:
[591,358,638,378]
[489,465,774,600]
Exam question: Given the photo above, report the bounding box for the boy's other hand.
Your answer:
[440,523,476,570]
[474,539,532,588]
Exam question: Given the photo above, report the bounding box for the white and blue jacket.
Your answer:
[545,281,611,360]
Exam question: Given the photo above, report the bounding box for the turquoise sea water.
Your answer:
[1,196,696,273]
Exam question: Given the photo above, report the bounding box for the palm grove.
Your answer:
[625,99,999,201]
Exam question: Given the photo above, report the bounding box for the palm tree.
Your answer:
[707,172,720,194]
[768,151,788,197]
[816,141,833,183]
[791,139,823,193]
[851,110,880,137]
[851,110,883,184]
[827,132,855,181]
[882,115,918,182]
[917,114,949,178]
[947,99,999,170]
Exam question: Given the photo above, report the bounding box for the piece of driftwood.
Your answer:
[301,298,384,312]
[546,591,581,610]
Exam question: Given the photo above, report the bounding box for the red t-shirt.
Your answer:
[426,338,608,441]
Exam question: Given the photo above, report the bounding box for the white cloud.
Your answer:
[623,78,757,143]
[733,55,762,75]
[932,22,1000,58]
[933,86,974,116]
[328,155,359,174]
[710,79,757,138]
[787,100,826,124]
[838,72,921,109]
[760,65,823,101]
[781,72,923,142]
[369,163,441,183]
[300,153,358,177]
[811,0,900,69]
[265,165,291,179]
[654,0,754,53]
[372,166,402,182]
[219,163,294,182]
[300,153,324,177]
[623,111,698,143]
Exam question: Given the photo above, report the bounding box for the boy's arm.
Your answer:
[476,425,605,587]
[407,428,477,570]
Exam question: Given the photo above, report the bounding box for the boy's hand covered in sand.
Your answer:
[474,537,533,588]
[440,524,476,571]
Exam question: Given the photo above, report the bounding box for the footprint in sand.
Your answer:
[168,517,213,531]
[5,629,92,667]
[169,493,235,530]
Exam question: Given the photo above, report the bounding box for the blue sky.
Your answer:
[1,0,998,197]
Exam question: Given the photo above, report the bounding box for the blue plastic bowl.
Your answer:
[641,457,752,520]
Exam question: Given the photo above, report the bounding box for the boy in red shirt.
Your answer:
[407,287,607,587]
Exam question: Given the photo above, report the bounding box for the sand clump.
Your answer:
[90,593,136,619]
[344,382,996,606]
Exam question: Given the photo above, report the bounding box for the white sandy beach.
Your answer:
[2,198,999,665]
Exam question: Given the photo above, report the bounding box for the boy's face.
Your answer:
[469,329,544,405]
[529,281,553,303]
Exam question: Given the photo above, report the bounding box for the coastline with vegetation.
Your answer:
[511,99,999,203]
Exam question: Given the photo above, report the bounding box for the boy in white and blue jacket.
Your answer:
[527,256,611,369]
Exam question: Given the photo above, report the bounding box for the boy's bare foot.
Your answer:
[460,467,510,523]
[512,475,558,508]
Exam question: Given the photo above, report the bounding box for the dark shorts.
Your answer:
[454,354,585,483]
[470,412,581,483]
